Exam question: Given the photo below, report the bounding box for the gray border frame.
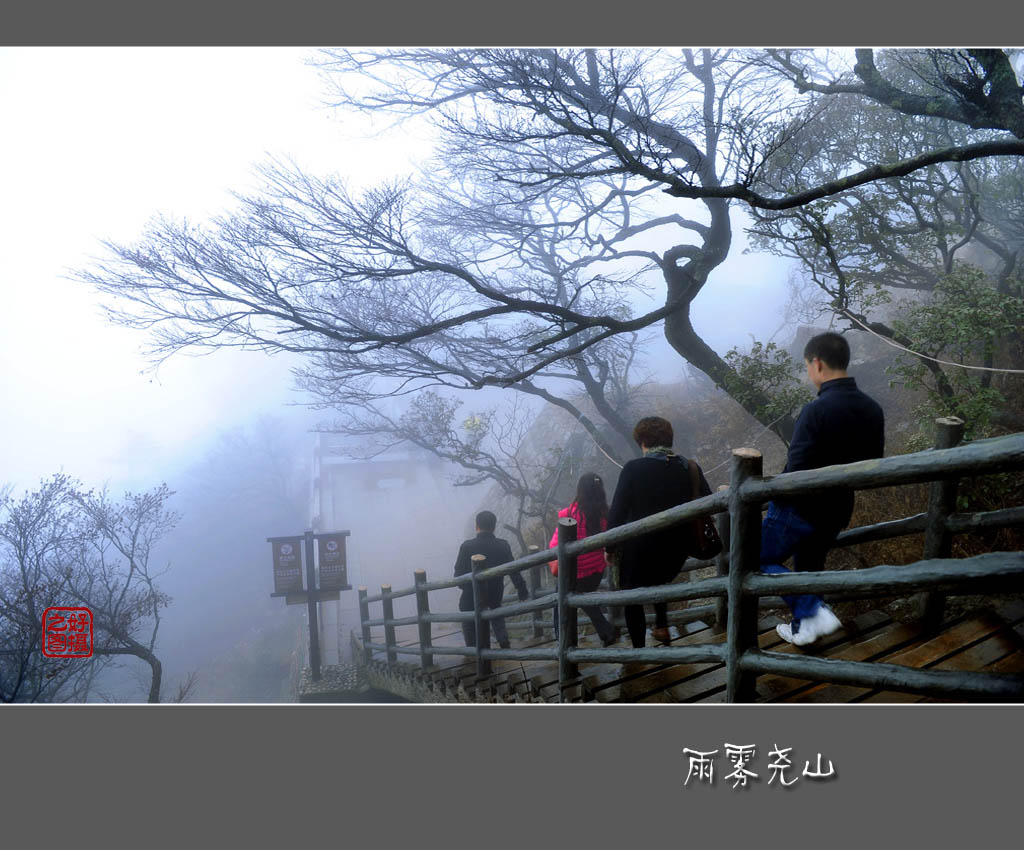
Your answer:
[3,3,1021,845]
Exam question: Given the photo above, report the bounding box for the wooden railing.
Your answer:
[357,418,1024,702]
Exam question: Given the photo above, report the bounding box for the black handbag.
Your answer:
[687,458,723,560]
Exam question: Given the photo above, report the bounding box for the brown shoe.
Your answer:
[651,627,672,646]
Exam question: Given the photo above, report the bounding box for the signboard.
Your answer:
[285,591,340,606]
[318,533,349,590]
[271,537,304,594]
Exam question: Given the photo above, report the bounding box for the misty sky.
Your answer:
[0,47,421,495]
[1,47,795,498]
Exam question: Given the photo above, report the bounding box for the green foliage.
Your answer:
[887,265,1024,438]
[955,469,1024,516]
[723,340,814,425]
[399,390,494,464]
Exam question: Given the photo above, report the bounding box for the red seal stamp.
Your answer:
[41,607,93,657]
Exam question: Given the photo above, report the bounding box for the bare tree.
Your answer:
[79,49,808,445]
[0,475,179,703]
[324,389,600,551]
[78,49,1023,451]
[67,484,178,703]
[664,48,1024,209]
[1,476,96,702]
[746,71,1024,436]
[766,49,1024,138]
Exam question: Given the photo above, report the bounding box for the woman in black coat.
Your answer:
[607,416,712,648]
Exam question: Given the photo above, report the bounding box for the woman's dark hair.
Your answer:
[575,472,608,532]
[632,416,674,448]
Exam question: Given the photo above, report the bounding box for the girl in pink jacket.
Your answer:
[549,473,618,647]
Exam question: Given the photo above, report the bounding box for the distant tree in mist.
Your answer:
[186,416,309,527]
[1,476,94,702]
[747,50,1024,440]
[77,48,1023,454]
[154,417,309,702]
[333,389,620,551]
[0,475,181,703]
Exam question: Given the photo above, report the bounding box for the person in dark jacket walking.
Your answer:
[607,417,713,649]
[763,331,886,646]
[453,510,529,649]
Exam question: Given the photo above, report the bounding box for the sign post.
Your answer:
[269,529,352,684]
[303,530,320,682]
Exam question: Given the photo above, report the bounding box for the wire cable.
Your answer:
[841,309,1024,375]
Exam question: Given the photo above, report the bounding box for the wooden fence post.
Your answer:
[471,554,491,679]
[918,416,966,630]
[357,586,372,665]
[714,484,731,632]
[528,545,543,639]
[726,448,763,703]
[381,584,397,666]
[556,516,579,702]
[414,569,433,671]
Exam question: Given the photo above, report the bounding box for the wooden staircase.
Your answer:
[375,600,1024,703]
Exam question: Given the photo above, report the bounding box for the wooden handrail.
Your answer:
[356,424,1024,702]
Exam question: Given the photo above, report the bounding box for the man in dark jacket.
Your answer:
[453,510,529,649]
[763,331,886,646]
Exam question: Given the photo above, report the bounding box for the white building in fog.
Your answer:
[309,433,486,663]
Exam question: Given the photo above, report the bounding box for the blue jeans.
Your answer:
[760,502,835,622]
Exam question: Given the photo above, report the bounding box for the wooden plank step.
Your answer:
[793,610,1013,703]
[627,618,786,704]
[784,619,942,703]
[638,618,798,704]
[870,603,1024,703]
[535,641,689,702]
[587,621,726,703]
[755,610,896,702]
[982,649,1024,675]
[368,602,1024,702]
[775,601,1024,703]
[582,621,714,698]
[613,618,790,704]
[870,629,1024,703]
[854,608,1022,695]
[654,619,791,703]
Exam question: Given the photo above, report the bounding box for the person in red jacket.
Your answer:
[549,473,619,647]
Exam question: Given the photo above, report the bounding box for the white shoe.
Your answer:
[776,623,796,643]
[777,606,842,647]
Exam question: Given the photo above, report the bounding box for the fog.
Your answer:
[2,47,814,702]
[0,47,425,496]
